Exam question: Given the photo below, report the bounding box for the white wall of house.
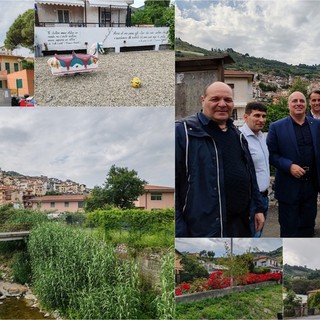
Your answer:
[35,26,169,53]
[225,76,254,127]
[38,5,84,26]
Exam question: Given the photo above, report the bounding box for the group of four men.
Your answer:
[175,81,320,238]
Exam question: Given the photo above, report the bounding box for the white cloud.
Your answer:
[176,0,320,65]
[284,239,320,270]
[0,107,174,189]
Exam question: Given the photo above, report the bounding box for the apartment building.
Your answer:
[134,185,174,210]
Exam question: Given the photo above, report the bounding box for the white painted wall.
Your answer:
[38,5,84,26]
[35,27,169,54]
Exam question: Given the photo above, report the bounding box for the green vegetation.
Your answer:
[284,290,302,317]
[86,208,174,250]
[179,254,209,283]
[132,0,171,26]
[0,206,174,319]
[264,98,289,132]
[283,264,320,295]
[308,291,320,309]
[85,165,147,211]
[156,248,175,319]
[176,284,282,320]
[4,9,34,51]
[11,251,31,284]
[131,0,174,49]
[28,223,140,319]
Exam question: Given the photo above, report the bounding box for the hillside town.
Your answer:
[0,168,89,207]
[252,73,320,103]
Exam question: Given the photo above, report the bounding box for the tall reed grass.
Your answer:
[156,248,175,319]
[28,223,140,319]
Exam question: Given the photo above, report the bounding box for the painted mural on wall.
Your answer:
[35,27,169,54]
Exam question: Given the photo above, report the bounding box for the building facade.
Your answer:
[134,185,174,210]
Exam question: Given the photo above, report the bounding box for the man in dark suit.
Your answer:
[267,91,320,237]
[307,90,320,119]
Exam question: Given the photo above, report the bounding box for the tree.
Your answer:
[289,77,309,97]
[308,292,320,309]
[180,254,209,283]
[105,165,147,209]
[264,98,289,132]
[84,186,111,212]
[284,290,301,317]
[85,165,147,211]
[199,250,207,257]
[222,241,253,287]
[4,9,34,51]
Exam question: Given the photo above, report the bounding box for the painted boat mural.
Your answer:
[47,42,104,76]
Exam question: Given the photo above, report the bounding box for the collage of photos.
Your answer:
[0,0,320,319]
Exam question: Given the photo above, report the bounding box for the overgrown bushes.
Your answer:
[86,208,173,230]
[86,208,174,249]
[28,223,140,319]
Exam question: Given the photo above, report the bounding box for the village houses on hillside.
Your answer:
[0,169,174,213]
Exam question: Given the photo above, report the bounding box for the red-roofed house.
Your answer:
[30,194,87,213]
[134,184,174,210]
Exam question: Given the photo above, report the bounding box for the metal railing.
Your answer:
[38,22,128,27]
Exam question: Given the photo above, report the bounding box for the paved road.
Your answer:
[262,200,320,238]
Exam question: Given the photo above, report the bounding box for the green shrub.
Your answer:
[11,251,32,284]
[253,267,271,274]
[86,208,174,249]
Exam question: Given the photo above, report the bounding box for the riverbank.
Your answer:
[0,261,58,319]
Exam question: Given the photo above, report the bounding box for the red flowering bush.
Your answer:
[175,271,282,296]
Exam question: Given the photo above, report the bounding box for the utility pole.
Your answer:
[230,238,233,288]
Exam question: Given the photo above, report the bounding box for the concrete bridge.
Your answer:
[0,231,30,241]
[0,224,31,241]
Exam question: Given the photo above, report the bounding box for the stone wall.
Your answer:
[176,281,279,304]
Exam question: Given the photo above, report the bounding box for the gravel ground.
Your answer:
[34,50,175,107]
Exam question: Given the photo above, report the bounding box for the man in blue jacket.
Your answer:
[175,81,265,237]
[267,91,320,237]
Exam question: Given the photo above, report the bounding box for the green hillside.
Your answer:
[176,38,320,79]
[284,264,315,279]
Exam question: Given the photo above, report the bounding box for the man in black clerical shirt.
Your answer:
[175,81,265,237]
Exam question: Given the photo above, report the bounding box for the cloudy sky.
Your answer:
[176,0,320,66]
[283,239,320,270]
[176,238,282,257]
[0,0,34,57]
[0,107,174,189]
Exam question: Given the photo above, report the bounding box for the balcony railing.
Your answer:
[38,21,128,27]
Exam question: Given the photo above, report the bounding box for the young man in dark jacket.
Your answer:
[175,81,265,237]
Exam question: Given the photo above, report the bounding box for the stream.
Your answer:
[0,296,52,319]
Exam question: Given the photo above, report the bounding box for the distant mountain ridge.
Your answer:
[284,264,317,279]
[176,38,320,79]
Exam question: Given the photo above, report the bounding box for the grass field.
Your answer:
[176,284,282,320]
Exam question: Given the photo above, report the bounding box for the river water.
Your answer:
[0,297,52,319]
